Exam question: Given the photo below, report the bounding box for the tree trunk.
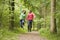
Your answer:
[43,4,46,28]
[0,10,2,27]
[50,0,57,33]
[9,0,15,30]
[41,1,46,28]
[0,0,5,27]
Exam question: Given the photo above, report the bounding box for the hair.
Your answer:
[24,11,26,14]
[22,10,26,14]
[29,10,32,13]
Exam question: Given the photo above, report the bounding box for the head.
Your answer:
[22,10,26,14]
[29,10,32,13]
[24,10,26,14]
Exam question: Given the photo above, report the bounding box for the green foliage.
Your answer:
[39,28,57,40]
[13,27,27,34]
[0,27,26,40]
[0,0,60,40]
[0,29,18,40]
[39,27,50,36]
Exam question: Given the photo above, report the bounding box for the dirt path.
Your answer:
[18,31,47,40]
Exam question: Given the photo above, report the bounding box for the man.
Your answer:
[20,10,26,29]
[27,10,35,32]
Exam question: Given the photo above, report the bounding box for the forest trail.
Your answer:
[18,31,47,40]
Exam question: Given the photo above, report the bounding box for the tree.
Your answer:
[50,0,57,33]
[0,0,5,27]
[9,0,15,30]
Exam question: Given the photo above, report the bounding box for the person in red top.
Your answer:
[27,10,35,32]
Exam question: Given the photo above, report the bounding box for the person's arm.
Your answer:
[33,13,36,19]
[26,14,29,20]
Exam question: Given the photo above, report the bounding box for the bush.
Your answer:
[13,27,27,34]
[0,29,18,40]
[0,27,26,40]
[39,27,57,40]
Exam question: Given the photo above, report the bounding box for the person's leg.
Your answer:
[22,19,25,26]
[30,20,32,32]
[22,19,25,29]
[28,25,30,32]
[20,20,23,28]
[28,20,30,32]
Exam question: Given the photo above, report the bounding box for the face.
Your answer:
[29,10,32,13]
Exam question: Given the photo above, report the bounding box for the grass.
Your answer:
[0,27,26,40]
[0,29,18,40]
[39,27,58,40]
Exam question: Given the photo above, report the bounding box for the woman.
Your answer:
[26,10,35,32]
[20,10,26,29]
